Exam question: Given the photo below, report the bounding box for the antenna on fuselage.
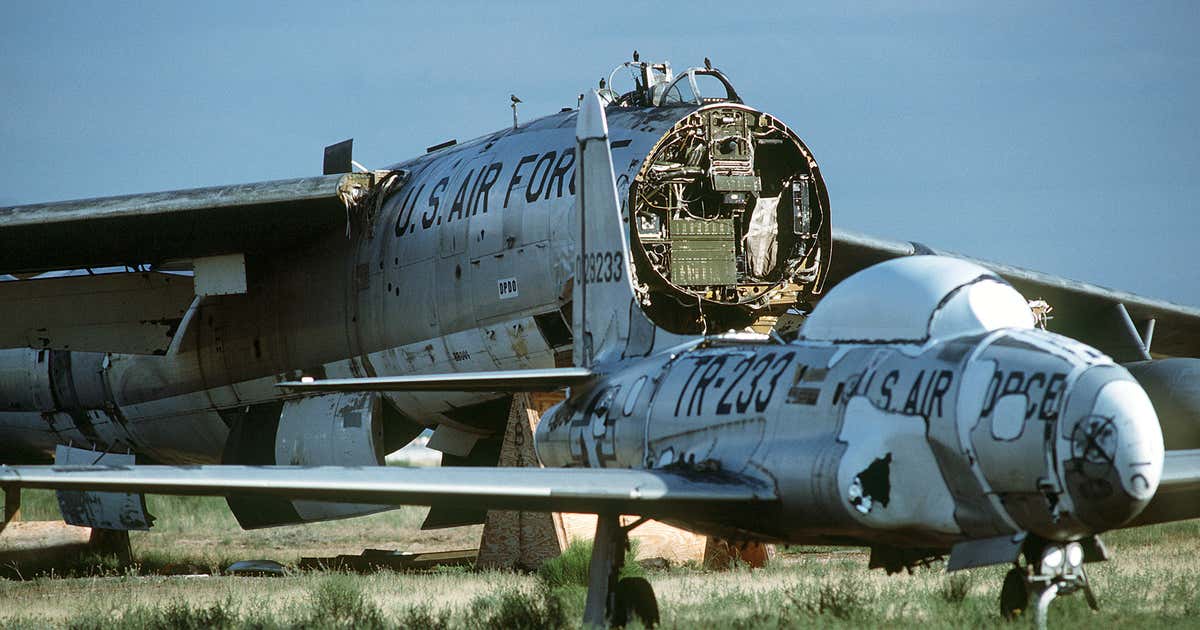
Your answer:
[510,94,522,129]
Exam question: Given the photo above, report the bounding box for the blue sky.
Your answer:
[2,2,1197,304]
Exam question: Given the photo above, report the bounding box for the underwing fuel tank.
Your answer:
[536,257,1164,546]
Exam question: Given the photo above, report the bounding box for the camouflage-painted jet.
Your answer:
[2,59,1200,627]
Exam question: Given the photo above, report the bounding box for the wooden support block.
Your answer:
[89,528,132,563]
[560,513,706,564]
[528,391,566,415]
[703,538,776,569]
[476,392,568,570]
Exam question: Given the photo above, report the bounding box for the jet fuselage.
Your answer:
[536,257,1165,550]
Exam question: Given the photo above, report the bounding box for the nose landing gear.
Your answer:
[583,513,660,628]
[1000,541,1098,629]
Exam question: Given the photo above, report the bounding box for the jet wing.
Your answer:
[1125,449,1200,527]
[0,465,775,520]
[278,368,595,392]
[830,228,1200,360]
[1158,448,1200,493]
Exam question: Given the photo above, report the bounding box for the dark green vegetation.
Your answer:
[4,490,1200,628]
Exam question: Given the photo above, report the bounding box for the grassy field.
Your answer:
[3,489,1200,628]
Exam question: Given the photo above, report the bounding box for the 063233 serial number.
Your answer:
[583,251,624,283]
[671,351,797,417]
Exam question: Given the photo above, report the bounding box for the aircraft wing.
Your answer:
[0,173,383,274]
[0,172,400,354]
[830,228,1200,360]
[1125,449,1200,527]
[0,464,775,520]
[278,368,595,392]
[1159,448,1200,492]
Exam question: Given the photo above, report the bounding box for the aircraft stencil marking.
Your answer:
[497,277,519,299]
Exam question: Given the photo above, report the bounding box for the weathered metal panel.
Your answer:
[434,255,474,335]
[193,253,247,296]
[0,272,193,355]
[0,349,55,411]
[54,445,152,531]
[276,392,390,522]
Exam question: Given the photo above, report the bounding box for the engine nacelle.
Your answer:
[222,391,391,528]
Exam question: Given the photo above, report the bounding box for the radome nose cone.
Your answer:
[1062,372,1164,531]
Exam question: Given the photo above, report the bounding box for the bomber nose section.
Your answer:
[1059,366,1164,532]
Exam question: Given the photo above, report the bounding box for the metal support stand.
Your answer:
[582,514,659,628]
[583,512,623,628]
[1,487,18,533]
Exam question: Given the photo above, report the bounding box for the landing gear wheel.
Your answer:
[1000,567,1029,620]
[613,576,660,627]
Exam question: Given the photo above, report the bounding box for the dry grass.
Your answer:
[3,490,1200,628]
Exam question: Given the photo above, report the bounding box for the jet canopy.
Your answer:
[801,256,1035,343]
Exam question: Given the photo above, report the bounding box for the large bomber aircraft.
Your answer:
[2,58,1200,627]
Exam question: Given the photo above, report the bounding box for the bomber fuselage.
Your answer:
[0,98,829,465]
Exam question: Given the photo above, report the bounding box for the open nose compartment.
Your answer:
[629,105,832,334]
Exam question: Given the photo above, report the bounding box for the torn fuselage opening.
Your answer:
[849,452,893,514]
[629,105,831,334]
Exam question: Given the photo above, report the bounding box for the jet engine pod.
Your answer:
[628,105,832,333]
[221,392,393,528]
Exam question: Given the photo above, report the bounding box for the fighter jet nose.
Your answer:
[1059,367,1164,532]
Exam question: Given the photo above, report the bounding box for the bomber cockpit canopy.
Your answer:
[599,58,741,108]
[800,256,1035,344]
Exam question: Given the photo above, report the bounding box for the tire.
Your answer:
[613,576,660,627]
[1000,567,1029,620]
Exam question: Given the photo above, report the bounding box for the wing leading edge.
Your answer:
[277,367,594,393]
[0,173,385,275]
[0,465,775,520]
[1127,449,1200,527]
[0,172,407,354]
